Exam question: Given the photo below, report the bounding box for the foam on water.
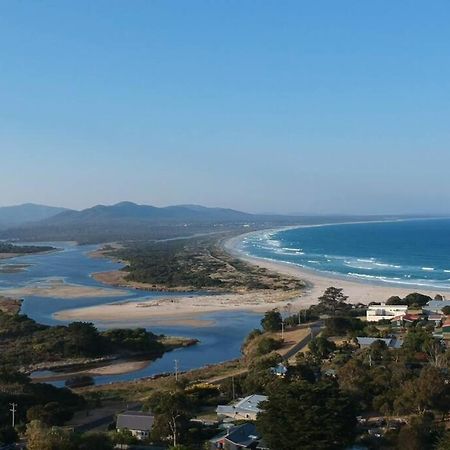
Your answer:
[240,218,450,290]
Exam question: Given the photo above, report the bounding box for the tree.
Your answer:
[324,316,364,337]
[79,432,113,450]
[317,287,349,316]
[64,322,103,357]
[337,358,371,408]
[25,420,76,450]
[147,391,193,447]
[261,310,282,332]
[436,431,450,450]
[257,380,356,450]
[403,292,432,307]
[396,414,436,450]
[402,327,433,354]
[26,401,73,426]
[257,336,282,355]
[394,366,450,416]
[386,296,405,305]
[308,336,336,360]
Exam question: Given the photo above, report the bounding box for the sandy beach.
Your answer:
[224,233,443,306]
[54,289,299,327]
[53,230,445,327]
[31,359,152,383]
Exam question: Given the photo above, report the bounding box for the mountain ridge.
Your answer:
[0,203,69,229]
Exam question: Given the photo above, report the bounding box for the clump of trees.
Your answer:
[386,292,433,307]
[257,379,356,450]
[0,310,166,369]
[0,242,55,254]
[261,310,282,332]
[25,421,114,450]
[0,369,84,433]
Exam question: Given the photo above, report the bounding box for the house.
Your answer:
[390,312,422,326]
[209,423,269,450]
[366,304,408,322]
[425,312,443,326]
[424,300,450,314]
[216,394,267,421]
[270,363,287,377]
[116,411,154,440]
[356,337,403,349]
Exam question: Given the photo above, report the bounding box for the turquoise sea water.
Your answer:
[238,218,450,291]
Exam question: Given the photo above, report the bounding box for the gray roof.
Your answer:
[217,394,267,416]
[356,337,403,349]
[226,423,260,446]
[425,300,450,312]
[116,411,154,431]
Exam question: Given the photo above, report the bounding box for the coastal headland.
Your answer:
[54,228,443,327]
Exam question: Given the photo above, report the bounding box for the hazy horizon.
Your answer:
[2,1,450,215]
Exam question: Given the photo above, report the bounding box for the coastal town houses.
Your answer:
[366,304,408,322]
[116,411,154,440]
[209,423,270,450]
[390,312,423,327]
[356,337,403,349]
[216,394,267,421]
[424,300,450,314]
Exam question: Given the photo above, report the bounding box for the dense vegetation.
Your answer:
[0,242,55,254]
[112,236,304,291]
[0,369,84,445]
[386,292,434,307]
[214,288,450,450]
[0,310,168,369]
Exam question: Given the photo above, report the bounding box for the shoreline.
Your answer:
[53,289,300,326]
[54,219,447,327]
[224,231,445,306]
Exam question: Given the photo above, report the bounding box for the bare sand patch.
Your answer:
[53,289,299,326]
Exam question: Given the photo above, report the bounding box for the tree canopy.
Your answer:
[257,380,356,450]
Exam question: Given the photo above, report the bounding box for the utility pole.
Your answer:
[10,403,17,428]
[281,320,285,340]
[231,376,236,400]
[174,359,179,382]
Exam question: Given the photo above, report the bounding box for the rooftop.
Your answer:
[356,337,403,349]
[116,411,154,432]
[216,394,268,416]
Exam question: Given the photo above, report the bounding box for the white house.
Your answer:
[116,411,154,440]
[216,394,267,421]
[366,304,408,322]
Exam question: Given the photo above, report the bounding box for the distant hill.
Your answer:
[0,202,261,243]
[43,201,253,225]
[0,201,414,244]
[0,203,69,229]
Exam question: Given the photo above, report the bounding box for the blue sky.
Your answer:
[1,1,450,214]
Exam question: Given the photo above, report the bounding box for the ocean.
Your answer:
[238,218,450,291]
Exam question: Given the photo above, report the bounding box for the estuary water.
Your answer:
[0,242,260,385]
[238,218,450,291]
